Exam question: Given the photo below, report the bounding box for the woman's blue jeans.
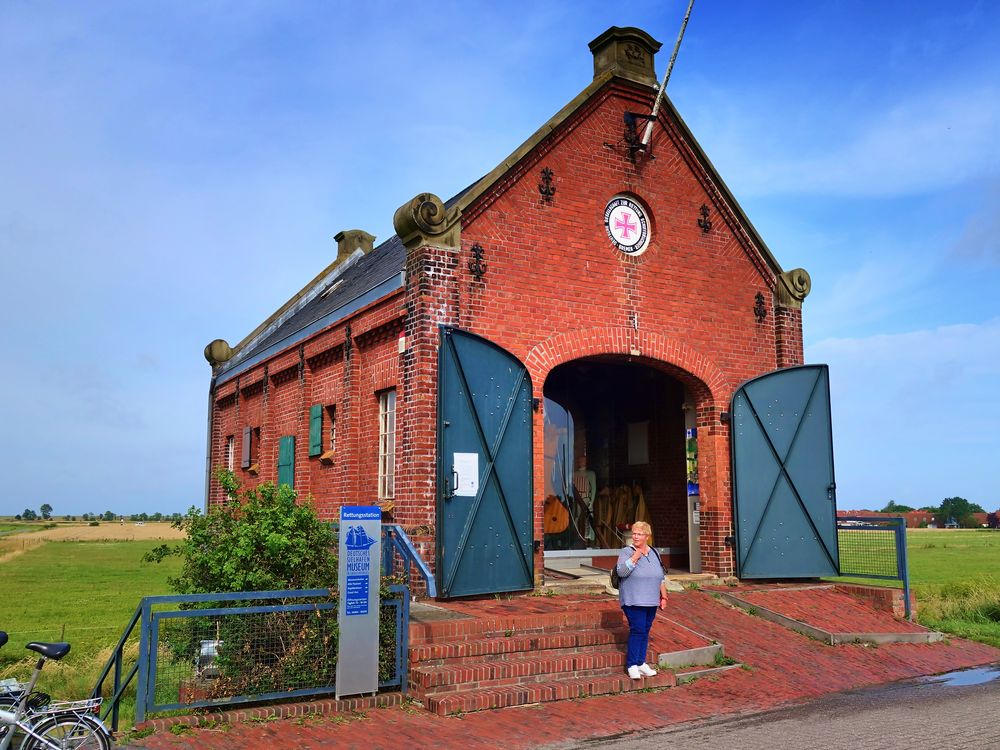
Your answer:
[621,605,657,667]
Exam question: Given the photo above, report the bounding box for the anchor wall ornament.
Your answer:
[697,204,712,234]
[468,243,488,282]
[753,292,767,323]
[538,167,556,202]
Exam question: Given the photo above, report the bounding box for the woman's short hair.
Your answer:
[631,521,652,536]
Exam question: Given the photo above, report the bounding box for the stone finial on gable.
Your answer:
[334,229,376,265]
[204,338,234,366]
[588,27,662,88]
[393,193,461,252]
[777,268,812,308]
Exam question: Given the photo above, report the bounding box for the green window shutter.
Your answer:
[278,435,295,488]
[308,404,323,457]
[241,426,252,469]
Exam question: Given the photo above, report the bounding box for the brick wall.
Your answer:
[206,79,805,581]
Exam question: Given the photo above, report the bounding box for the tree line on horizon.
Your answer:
[13,505,183,523]
[878,497,992,528]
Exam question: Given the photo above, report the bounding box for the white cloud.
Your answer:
[803,253,935,342]
[682,82,1000,199]
[951,179,1000,265]
[808,319,1000,510]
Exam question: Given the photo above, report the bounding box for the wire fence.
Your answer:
[835,516,911,619]
[838,527,899,578]
[93,586,408,730]
[147,590,404,717]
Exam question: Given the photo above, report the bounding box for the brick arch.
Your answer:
[524,327,729,404]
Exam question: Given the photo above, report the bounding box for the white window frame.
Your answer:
[225,435,235,471]
[378,389,396,499]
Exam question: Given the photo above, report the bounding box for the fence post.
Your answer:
[896,518,912,621]
[134,598,151,726]
[112,640,122,732]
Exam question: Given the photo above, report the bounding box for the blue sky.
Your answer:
[1,1,997,516]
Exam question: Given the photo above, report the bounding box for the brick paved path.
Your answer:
[128,590,999,750]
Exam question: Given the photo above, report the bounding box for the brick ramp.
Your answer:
[715,584,942,644]
[128,590,1000,750]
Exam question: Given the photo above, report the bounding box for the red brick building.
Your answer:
[204,27,813,592]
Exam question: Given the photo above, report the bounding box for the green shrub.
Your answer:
[145,469,400,698]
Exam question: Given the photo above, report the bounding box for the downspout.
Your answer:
[204,375,216,512]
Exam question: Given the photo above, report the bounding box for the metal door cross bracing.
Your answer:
[436,327,534,597]
[731,365,838,578]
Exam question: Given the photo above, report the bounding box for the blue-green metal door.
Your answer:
[436,327,534,598]
[731,365,838,578]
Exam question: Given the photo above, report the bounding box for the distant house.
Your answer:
[835,509,934,528]
[971,512,988,528]
[903,510,934,528]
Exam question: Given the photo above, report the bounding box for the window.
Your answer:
[327,405,337,451]
[225,435,235,471]
[378,389,396,499]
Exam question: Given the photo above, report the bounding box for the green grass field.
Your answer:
[0,540,182,709]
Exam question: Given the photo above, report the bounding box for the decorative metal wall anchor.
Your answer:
[753,292,767,323]
[604,112,657,163]
[538,167,556,202]
[468,243,488,282]
[344,324,353,360]
[697,204,712,234]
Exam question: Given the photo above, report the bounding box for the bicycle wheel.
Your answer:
[18,713,111,750]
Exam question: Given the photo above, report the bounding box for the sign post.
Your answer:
[335,505,381,699]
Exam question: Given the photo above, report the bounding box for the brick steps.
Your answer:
[410,628,628,665]
[408,608,623,646]
[407,602,716,716]
[425,670,679,716]
[411,647,635,690]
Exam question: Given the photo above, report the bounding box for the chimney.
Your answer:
[588,27,662,88]
[334,229,376,265]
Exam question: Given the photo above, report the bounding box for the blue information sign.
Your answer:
[336,505,381,698]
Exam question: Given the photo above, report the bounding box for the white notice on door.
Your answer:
[453,453,479,497]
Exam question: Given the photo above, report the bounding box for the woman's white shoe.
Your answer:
[637,663,657,677]
[627,665,642,679]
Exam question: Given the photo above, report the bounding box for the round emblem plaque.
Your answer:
[604,195,651,256]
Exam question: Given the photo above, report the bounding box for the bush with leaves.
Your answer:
[145,469,400,699]
[145,470,338,593]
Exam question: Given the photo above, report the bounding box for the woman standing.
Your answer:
[615,521,667,679]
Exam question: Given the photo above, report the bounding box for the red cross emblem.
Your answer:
[614,211,637,240]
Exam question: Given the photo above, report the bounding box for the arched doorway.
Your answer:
[542,357,699,572]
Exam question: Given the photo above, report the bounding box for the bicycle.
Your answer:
[0,633,111,750]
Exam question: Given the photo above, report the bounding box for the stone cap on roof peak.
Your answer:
[588,26,662,88]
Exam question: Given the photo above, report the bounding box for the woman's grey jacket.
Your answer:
[615,547,664,606]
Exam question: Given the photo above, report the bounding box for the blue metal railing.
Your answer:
[382,524,437,597]
[836,515,912,620]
